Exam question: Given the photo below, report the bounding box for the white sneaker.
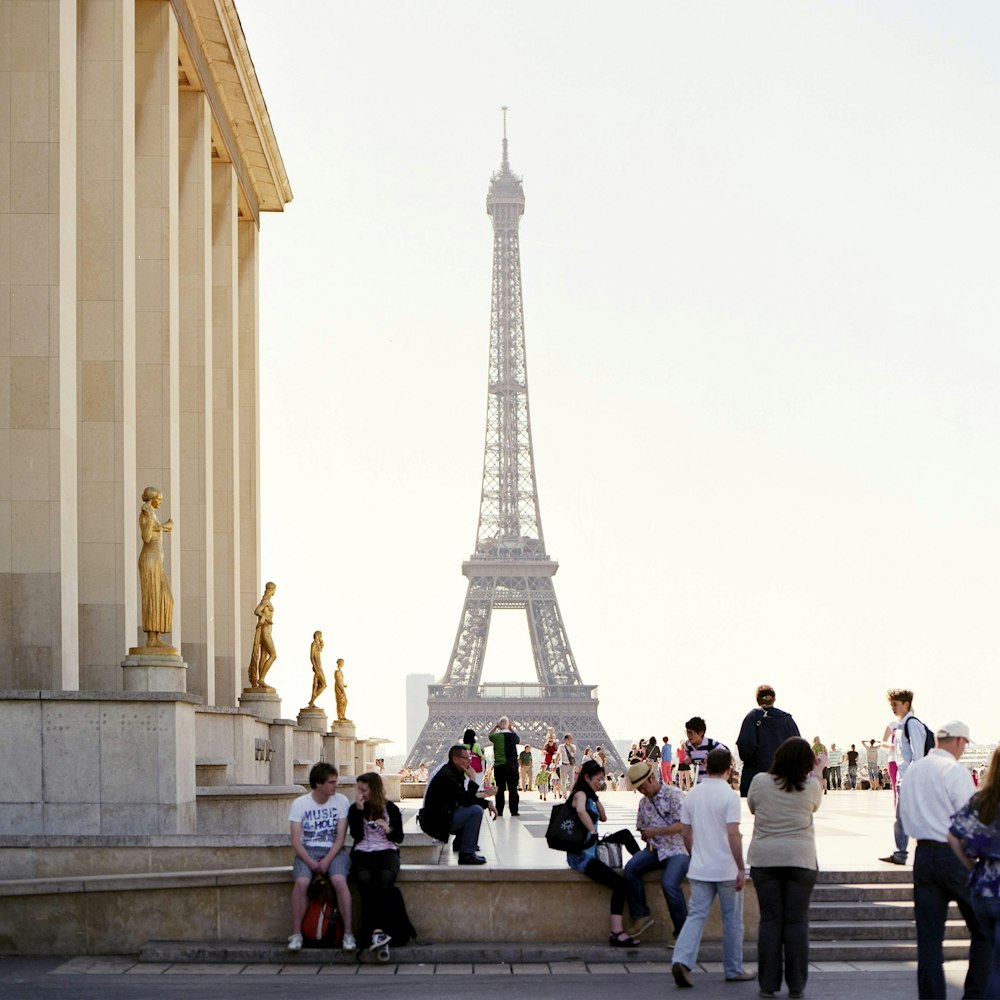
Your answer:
[342,932,357,952]
[287,933,303,951]
[370,931,391,949]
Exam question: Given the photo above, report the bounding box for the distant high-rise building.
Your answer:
[406,674,435,756]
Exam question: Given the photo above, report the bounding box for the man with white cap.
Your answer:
[898,720,990,1000]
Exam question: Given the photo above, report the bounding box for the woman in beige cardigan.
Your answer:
[748,737,823,999]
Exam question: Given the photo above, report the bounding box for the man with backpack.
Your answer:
[880,687,933,866]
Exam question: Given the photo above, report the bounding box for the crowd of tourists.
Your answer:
[280,687,1000,999]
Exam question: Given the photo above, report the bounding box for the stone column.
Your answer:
[0,0,76,690]
[211,160,240,705]
[237,219,259,685]
[133,0,181,655]
[178,89,213,703]
[76,0,135,691]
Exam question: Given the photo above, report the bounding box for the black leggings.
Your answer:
[581,829,642,917]
[351,849,400,936]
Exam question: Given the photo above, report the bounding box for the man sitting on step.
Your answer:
[418,745,496,865]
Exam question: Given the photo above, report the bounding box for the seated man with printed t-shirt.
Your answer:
[287,762,355,952]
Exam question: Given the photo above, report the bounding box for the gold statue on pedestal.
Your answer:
[334,658,350,722]
[307,631,326,708]
[133,487,178,654]
[247,581,277,691]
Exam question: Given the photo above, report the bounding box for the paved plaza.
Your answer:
[426,781,913,871]
[0,955,976,999]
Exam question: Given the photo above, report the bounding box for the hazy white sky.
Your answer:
[236,2,1000,756]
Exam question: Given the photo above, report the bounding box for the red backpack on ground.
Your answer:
[301,872,344,947]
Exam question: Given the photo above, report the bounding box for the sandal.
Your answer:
[609,932,639,948]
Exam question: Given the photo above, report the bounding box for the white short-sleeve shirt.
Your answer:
[681,777,741,881]
[288,791,349,849]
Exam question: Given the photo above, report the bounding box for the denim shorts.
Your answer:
[293,844,351,880]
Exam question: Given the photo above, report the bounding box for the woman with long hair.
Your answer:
[565,759,643,946]
[747,736,823,999]
[949,746,1000,998]
[348,771,404,956]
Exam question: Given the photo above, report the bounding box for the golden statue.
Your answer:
[137,487,175,650]
[307,631,326,708]
[247,582,277,690]
[334,658,350,722]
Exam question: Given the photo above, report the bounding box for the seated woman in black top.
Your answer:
[348,771,404,951]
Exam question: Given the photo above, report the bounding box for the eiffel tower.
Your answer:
[406,117,623,774]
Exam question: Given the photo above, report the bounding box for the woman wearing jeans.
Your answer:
[748,738,823,999]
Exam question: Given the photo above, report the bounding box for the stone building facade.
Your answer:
[0,0,291,704]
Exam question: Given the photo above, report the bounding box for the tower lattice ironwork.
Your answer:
[406,120,623,773]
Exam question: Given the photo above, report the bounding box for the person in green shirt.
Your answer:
[519,745,534,791]
[488,717,520,816]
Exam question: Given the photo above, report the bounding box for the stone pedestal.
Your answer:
[122,651,188,693]
[238,689,282,722]
[329,719,357,775]
[296,707,328,733]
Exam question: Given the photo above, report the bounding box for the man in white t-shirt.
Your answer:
[671,747,755,988]
[287,762,355,953]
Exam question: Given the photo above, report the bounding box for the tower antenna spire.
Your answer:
[501,105,509,173]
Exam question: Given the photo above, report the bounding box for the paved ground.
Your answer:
[0,955,978,999]
[437,782,908,870]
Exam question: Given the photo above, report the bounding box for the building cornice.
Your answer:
[171,0,292,222]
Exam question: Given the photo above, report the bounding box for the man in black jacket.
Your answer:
[735,684,800,797]
[419,745,495,865]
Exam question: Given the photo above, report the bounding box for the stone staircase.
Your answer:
[806,869,971,962]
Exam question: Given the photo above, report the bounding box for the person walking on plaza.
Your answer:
[949,744,1000,1000]
[287,763,355,952]
[534,763,551,800]
[671,747,755,988]
[623,760,689,941]
[827,743,843,790]
[558,732,578,796]
[736,685,801,797]
[684,717,727,787]
[661,735,674,785]
[565,759,644,947]
[899,721,989,999]
[748,737,823,999]
[518,744,534,792]
[488,716,520,816]
[880,688,932,866]
[419,745,496,865]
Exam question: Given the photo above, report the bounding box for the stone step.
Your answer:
[810,920,969,941]
[809,939,971,961]
[812,883,912,902]
[809,899,960,922]
[814,869,912,884]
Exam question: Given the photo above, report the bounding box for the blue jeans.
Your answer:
[672,878,745,979]
[449,804,484,854]
[623,849,689,934]
[913,842,990,999]
[972,895,1000,1000]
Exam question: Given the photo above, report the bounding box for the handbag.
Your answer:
[595,837,623,869]
[545,801,589,852]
